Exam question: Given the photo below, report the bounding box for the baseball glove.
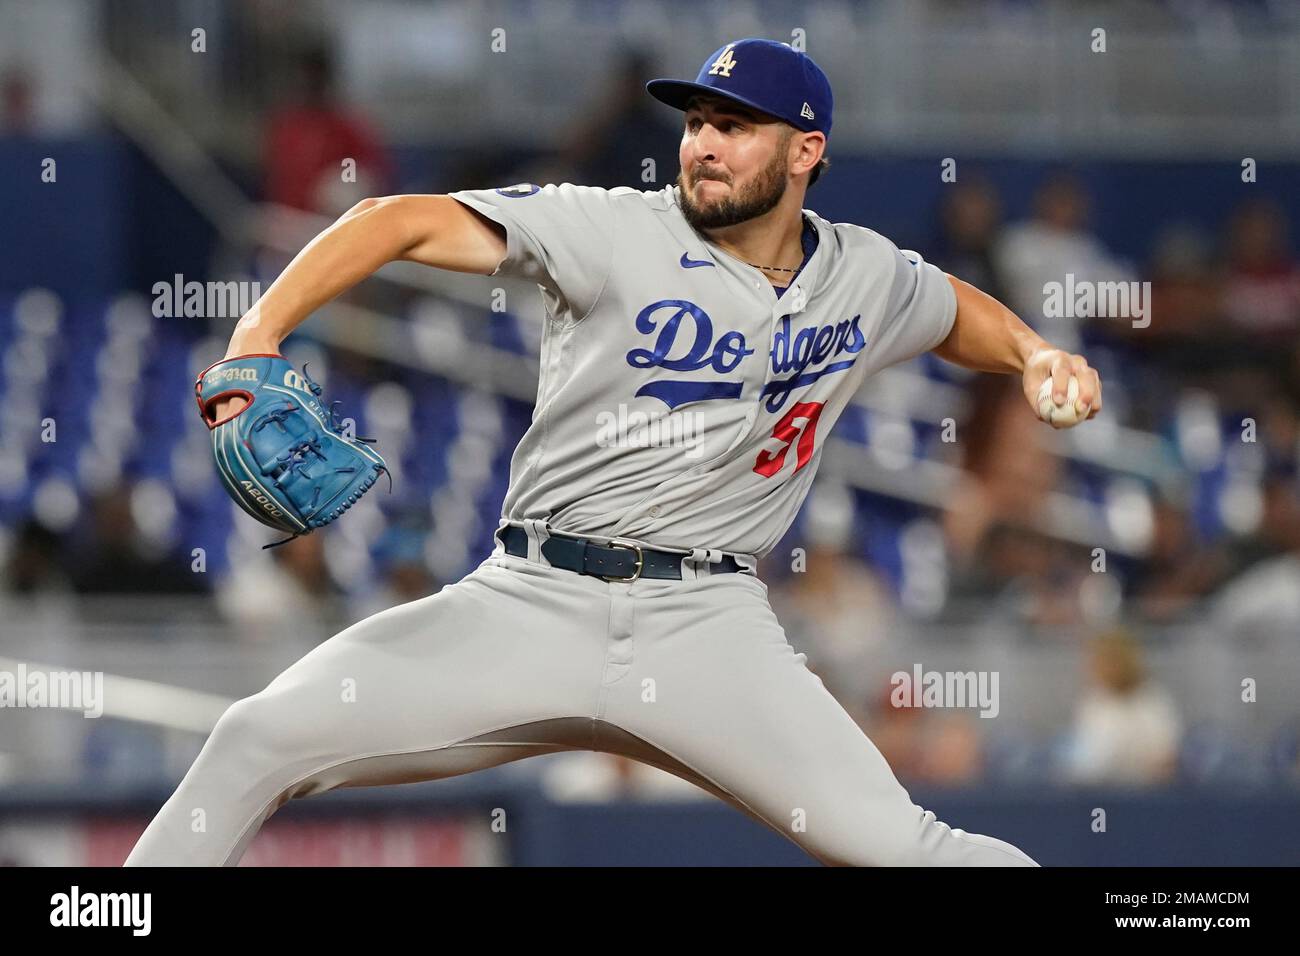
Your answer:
[195,353,390,547]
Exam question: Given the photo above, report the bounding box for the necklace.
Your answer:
[743,261,801,274]
[740,218,814,275]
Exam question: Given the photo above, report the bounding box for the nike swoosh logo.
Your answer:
[680,252,714,269]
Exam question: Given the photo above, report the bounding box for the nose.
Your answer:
[691,122,724,169]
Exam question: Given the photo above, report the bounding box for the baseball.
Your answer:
[1036,375,1087,427]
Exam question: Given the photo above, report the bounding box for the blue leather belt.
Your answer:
[497,525,746,581]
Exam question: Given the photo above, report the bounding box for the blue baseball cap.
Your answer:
[646,39,833,140]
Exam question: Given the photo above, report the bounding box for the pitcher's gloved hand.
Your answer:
[195,354,390,547]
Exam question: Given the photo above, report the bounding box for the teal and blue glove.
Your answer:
[195,353,389,547]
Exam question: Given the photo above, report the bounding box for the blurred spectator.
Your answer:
[263,43,394,216]
[1127,482,1232,622]
[0,519,78,636]
[1221,198,1300,338]
[937,176,1061,575]
[1258,394,1300,480]
[942,378,1064,576]
[1,67,34,134]
[1209,470,1300,641]
[438,149,526,195]
[861,682,926,781]
[1062,629,1182,786]
[65,487,208,596]
[518,46,680,190]
[858,683,984,786]
[954,526,1090,631]
[1210,534,1300,642]
[1142,223,1223,345]
[931,176,1008,302]
[1156,201,1300,404]
[216,532,345,642]
[939,181,1080,574]
[923,713,986,785]
[350,522,439,619]
[1114,223,1226,400]
[994,172,1133,351]
[2,519,71,595]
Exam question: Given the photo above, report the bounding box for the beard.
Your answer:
[677,144,789,230]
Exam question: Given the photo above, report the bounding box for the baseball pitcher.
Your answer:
[128,39,1102,867]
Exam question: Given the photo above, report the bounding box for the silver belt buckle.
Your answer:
[599,537,645,582]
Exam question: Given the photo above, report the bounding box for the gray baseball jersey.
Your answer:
[126,181,1038,868]
[447,181,957,559]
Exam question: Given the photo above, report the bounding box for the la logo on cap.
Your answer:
[708,44,738,77]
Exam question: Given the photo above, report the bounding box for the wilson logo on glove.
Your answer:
[195,354,391,548]
[282,369,313,394]
[204,366,258,387]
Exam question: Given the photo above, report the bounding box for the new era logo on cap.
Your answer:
[801,102,815,120]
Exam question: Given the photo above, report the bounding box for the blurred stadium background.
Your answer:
[1,0,1298,865]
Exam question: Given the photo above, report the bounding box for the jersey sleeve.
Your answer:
[446,181,616,320]
[868,244,958,368]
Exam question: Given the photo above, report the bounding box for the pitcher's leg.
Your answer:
[126,555,609,866]
[603,573,1038,867]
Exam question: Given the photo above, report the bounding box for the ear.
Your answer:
[791,130,825,178]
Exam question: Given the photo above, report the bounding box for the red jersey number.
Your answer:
[753,401,825,478]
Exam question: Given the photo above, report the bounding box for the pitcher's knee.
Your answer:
[203,691,322,782]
